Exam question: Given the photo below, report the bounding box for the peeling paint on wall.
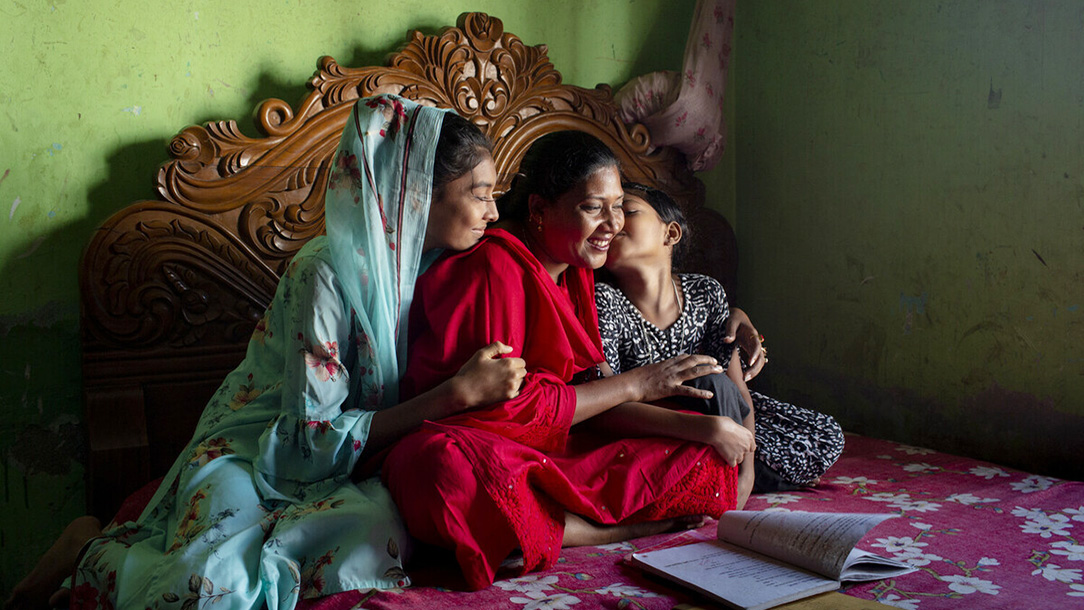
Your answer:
[15,236,46,259]
[1,301,85,595]
[0,305,67,333]
[987,79,1002,109]
[7,422,85,478]
[898,292,928,335]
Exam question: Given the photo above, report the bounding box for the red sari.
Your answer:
[383,229,737,590]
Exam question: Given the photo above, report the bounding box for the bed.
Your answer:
[79,12,1083,610]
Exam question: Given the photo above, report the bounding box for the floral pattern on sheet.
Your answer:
[299,434,1084,610]
[748,436,1084,609]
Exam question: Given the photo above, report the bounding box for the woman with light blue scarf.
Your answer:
[9,95,524,610]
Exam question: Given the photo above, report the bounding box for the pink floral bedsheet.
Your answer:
[303,434,1084,610]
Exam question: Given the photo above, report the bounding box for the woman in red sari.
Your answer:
[383,131,755,590]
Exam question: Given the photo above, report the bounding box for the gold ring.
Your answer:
[760,346,768,355]
[758,334,766,343]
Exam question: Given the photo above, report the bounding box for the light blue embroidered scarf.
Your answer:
[324,95,450,408]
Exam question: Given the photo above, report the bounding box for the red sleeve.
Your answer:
[402,239,577,453]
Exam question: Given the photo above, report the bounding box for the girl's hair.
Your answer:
[622,182,689,268]
[499,130,621,221]
[432,112,493,194]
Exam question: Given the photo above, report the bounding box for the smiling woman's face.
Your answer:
[530,164,624,272]
[424,155,498,252]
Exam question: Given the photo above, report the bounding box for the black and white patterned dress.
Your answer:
[595,274,844,486]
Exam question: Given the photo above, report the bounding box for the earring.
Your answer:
[530,214,543,233]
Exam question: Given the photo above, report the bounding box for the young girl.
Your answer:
[595,182,845,492]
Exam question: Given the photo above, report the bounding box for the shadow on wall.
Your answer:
[0,133,171,598]
[758,363,1084,481]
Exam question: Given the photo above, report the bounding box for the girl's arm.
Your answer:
[581,346,758,464]
[696,276,764,381]
[580,401,754,466]
[723,307,766,381]
[571,354,722,425]
[363,341,525,459]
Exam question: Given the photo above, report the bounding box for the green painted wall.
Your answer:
[736,1,1083,479]
[10,0,1083,599]
[0,0,710,595]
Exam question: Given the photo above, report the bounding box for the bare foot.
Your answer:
[735,452,755,510]
[4,516,102,610]
[561,512,707,547]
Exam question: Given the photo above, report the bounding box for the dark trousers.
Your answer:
[670,372,801,493]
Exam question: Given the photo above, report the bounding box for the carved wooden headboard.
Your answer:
[79,12,737,521]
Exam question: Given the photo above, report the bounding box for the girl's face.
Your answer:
[605,191,672,272]
[424,155,499,252]
[532,165,624,271]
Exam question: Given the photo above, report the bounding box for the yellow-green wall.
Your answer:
[736,1,1083,478]
[0,0,713,594]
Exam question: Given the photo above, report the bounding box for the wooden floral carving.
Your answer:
[82,11,695,352]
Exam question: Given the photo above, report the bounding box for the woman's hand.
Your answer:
[724,307,765,381]
[624,354,722,403]
[450,341,527,410]
[364,342,524,460]
[703,416,756,467]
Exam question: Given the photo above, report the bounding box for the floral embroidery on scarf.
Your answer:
[329,150,364,199]
[161,574,234,609]
[358,381,384,408]
[384,537,409,586]
[198,508,241,547]
[372,193,393,237]
[306,420,333,434]
[189,437,235,467]
[229,375,262,410]
[365,96,408,138]
[291,548,339,599]
[168,489,209,553]
[304,340,343,382]
[70,546,116,610]
[252,313,271,344]
[354,327,375,362]
[69,570,115,610]
[277,497,347,526]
